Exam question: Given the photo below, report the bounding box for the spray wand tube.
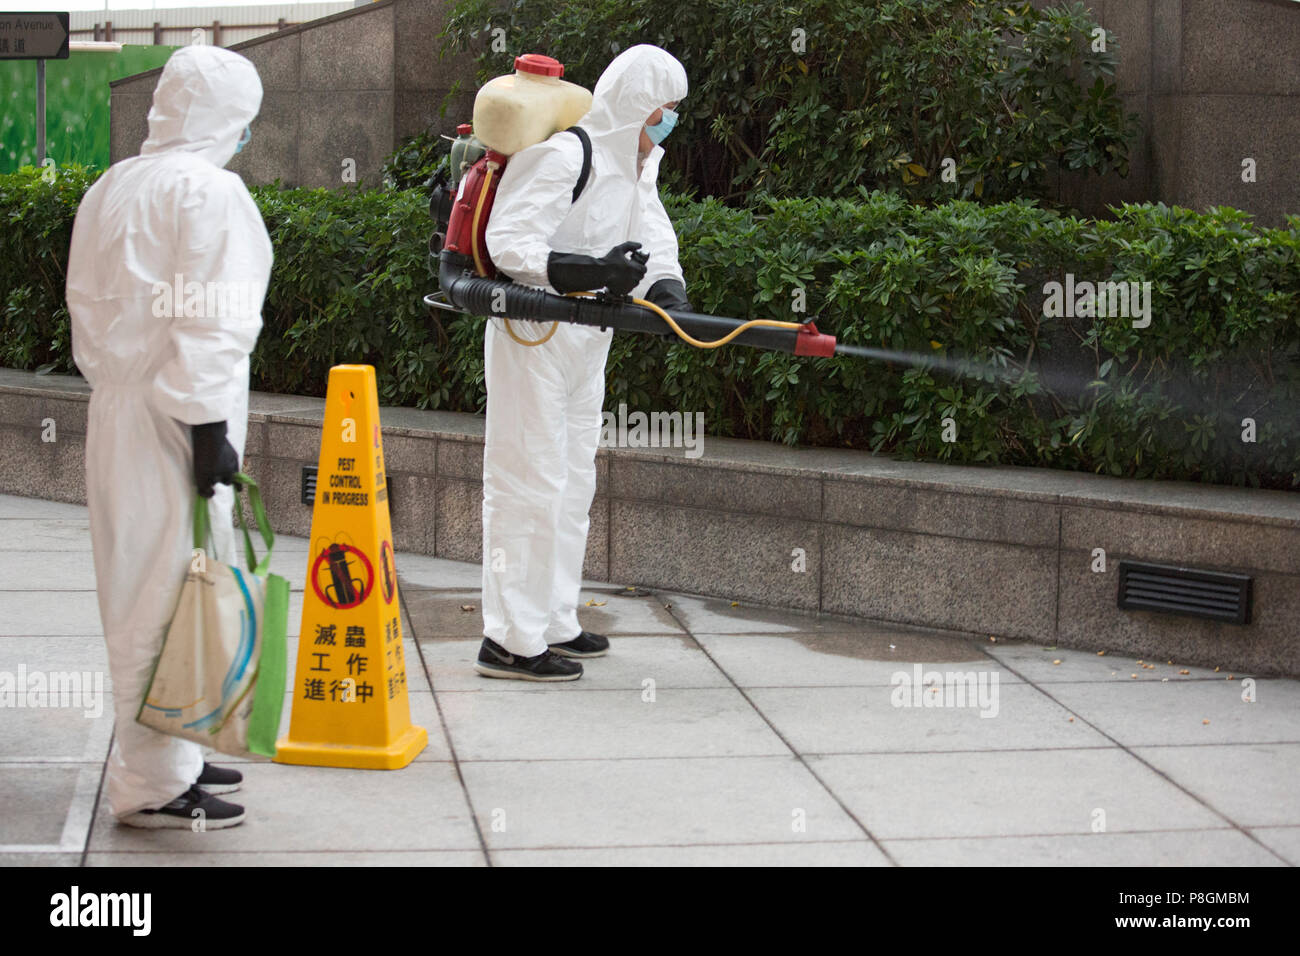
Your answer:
[427,252,1038,387]
[427,250,841,358]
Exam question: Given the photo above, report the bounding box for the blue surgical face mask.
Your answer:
[235,126,251,154]
[645,107,678,146]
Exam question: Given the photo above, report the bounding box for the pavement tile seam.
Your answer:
[1248,827,1300,867]
[640,679,1234,688]
[880,827,1243,842]
[401,592,493,865]
[77,726,114,865]
[413,633,689,641]
[62,762,103,857]
[76,853,491,858]
[432,686,750,696]
[659,603,901,867]
[1129,740,1300,748]
[968,646,1283,842]
[486,838,876,851]
[795,746,1120,757]
[438,739,1300,761]
[430,685,738,697]
[0,518,89,522]
[1245,839,1293,866]
[781,741,1300,756]
[964,677,1263,685]
[452,753,953,764]
[484,838,867,852]
[399,587,491,593]
[1,760,106,855]
[0,847,75,854]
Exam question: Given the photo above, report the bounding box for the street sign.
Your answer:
[3,14,70,166]
[0,12,70,61]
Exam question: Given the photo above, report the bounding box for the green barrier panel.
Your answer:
[1,45,178,172]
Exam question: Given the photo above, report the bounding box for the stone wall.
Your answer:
[1042,0,1300,225]
[108,0,476,188]
[4,369,1297,676]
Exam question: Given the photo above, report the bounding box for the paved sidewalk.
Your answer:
[1,492,1296,866]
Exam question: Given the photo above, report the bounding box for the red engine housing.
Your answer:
[445,149,509,277]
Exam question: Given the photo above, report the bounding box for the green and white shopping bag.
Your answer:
[138,473,290,758]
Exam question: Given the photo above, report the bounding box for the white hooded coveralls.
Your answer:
[482,45,689,657]
[66,45,272,817]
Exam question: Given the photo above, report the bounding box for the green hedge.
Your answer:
[0,164,94,372]
[440,0,1139,205]
[2,166,1297,487]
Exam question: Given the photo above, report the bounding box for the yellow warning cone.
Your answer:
[276,365,428,769]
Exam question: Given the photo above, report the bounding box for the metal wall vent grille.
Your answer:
[1117,561,1252,625]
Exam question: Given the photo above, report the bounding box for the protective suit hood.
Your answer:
[582,44,688,179]
[140,45,263,168]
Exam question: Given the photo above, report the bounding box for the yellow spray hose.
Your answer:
[472,163,559,347]
[470,163,804,349]
[563,292,803,349]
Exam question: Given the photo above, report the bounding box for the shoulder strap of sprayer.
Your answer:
[565,126,592,203]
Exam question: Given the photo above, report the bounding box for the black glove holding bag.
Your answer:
[548,240,649,296]
[192,421,241,498]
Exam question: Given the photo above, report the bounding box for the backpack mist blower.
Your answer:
[423,53,876,361]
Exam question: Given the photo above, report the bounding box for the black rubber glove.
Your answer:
[547,240,648,296]
[192,421,240,499]
[644,277,693,313]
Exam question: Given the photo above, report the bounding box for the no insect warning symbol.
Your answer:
[311,541,374,609]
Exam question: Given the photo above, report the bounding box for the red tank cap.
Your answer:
[515,53,564,77]
[456,123,472,135]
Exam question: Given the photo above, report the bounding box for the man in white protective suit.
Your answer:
[477,44,692,681]
[66,45,272,827]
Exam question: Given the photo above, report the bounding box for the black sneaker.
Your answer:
[475,638,583,681]
[548,630,610,659]
[119,786,245,830]
[197,762,242,795]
